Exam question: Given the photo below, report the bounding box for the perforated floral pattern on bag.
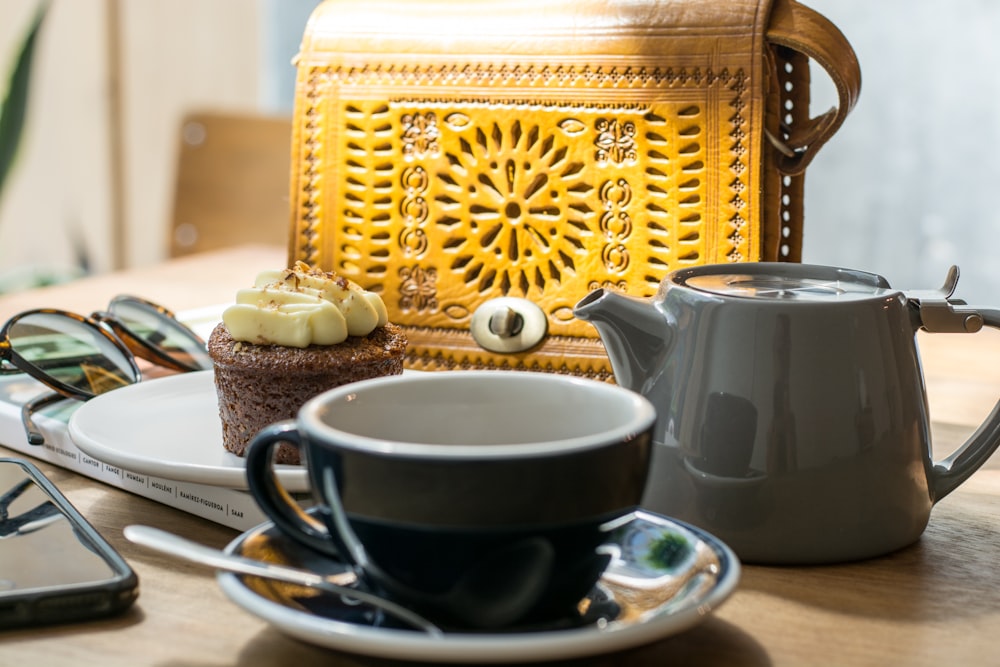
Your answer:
[288,0,860,378]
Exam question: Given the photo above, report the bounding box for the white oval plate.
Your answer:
[67,370,308,491]
[218,510,740,663]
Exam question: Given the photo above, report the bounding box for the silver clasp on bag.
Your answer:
[471,298,548,353]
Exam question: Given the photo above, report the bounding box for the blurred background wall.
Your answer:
[0,0,261,288]
[0,0,997,304]
[803,0,1000,305]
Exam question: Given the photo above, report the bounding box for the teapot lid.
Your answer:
[674,263,895,302]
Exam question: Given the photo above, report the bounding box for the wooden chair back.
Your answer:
[169,111,291,257]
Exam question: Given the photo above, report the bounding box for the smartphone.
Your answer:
[0,457,138,629]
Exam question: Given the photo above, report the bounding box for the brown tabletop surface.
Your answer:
[2,245,999,666]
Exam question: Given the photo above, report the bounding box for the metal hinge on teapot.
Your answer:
[906,266,983,334]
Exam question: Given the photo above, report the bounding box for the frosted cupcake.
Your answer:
[208,262,406,464]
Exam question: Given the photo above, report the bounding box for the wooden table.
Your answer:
[2,245,999,666]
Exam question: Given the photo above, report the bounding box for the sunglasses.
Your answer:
[0,295,212,445]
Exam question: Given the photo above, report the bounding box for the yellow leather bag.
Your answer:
[287,0,860,378]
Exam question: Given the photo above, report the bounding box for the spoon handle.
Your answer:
[123,525,442,637]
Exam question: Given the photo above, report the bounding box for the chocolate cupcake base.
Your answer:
[208,322,407,464]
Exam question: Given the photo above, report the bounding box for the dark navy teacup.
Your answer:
[244,370,655,630]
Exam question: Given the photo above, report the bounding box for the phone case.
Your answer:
[0,458,138,628]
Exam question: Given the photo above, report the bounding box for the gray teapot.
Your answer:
[575,262,1000,564]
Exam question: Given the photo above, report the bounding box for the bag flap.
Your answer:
[287,0,851,376]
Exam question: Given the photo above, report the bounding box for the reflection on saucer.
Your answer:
[600,513,725,624]
[217,510,740,663]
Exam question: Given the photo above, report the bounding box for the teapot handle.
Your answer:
[930,307,1000,501]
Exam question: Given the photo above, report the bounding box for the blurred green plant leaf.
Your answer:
[0,2,49,202]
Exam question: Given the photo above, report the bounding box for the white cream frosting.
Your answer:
[222,262,388,347]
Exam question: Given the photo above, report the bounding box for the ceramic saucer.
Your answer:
[67,371,308,491]
[217,510,740,663]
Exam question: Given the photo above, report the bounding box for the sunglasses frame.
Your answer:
[0,308,142,400]
[0,297,210,445]
[92,295,209,373]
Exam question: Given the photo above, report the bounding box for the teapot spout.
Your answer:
[574,288,671,392]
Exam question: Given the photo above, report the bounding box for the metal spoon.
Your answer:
[123,524,443,637]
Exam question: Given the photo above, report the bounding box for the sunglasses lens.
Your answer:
[7,312,138,397]
[109,299,212,371]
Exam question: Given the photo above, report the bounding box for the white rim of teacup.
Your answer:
[298,370,656,459]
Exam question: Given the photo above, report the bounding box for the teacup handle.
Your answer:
[244,420,340,559]
[930,307,1000,501]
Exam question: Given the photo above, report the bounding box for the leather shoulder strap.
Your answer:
[766,0,861,175]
